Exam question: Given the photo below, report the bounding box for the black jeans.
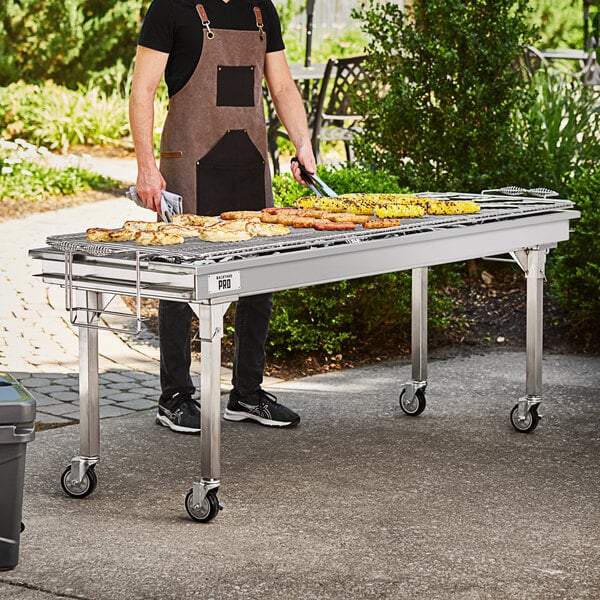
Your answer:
[158,293,273,401]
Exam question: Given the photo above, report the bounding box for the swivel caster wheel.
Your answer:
[185,488,222,523]
[60,464,97,498]
[510,403,540,433]
[399,388,427,416]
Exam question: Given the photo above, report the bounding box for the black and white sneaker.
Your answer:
[224,389,300,428]
[156,393,201,434]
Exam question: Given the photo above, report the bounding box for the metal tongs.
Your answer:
[291,157,338,198]
[126,186,183,223]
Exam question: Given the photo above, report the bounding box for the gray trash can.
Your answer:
[0,373,35,571]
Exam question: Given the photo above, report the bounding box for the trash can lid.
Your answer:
[0,373,36,425]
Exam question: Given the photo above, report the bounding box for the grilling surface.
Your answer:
[46,194,574,264]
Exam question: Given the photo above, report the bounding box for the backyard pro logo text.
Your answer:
[207,271,241,294]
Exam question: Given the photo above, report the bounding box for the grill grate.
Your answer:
[46,194,573,264]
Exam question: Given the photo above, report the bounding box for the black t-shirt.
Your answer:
[138,0,285,97]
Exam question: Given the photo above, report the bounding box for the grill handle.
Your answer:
[63,251,145,335]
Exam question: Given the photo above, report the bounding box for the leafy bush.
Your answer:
[0,81,131,153]
[272,163,403,206]
[547,169,600,349]
[0,1,150,88]
[352,0,536,192]
[270,162,458,358]
[519,69,600,195]
[526,0,584,49]
[0,139,118,201]
[268,269,458,357]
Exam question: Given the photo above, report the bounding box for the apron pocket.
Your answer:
[217,65,255,107]
[160,151,183,159]
[196,129,266,215]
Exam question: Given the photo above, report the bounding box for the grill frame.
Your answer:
[29,193,580,520]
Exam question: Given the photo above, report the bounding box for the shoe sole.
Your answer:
[156,413,200,434]
[223,408,300,428]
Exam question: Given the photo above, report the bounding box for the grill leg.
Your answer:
[400,268,428,415]
[510,247,547,432]
[524,248,546,400]
[188,301,229,518]
[69,290,100,486]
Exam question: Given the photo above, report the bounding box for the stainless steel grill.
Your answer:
[29,192,580,521]
[44,194,573,262]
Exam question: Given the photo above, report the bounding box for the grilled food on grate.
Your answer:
[172,214,220,227]
[220,210,264,220]
[313,219,356,231]
[374,204,426,218]
[85,193,482,245]
[246,222,291,237]
[123,220,162,232]
[295,193,480,219]
[135,231,185,246]
[158,224,202,237]
[86,228,137,242]
[363,218,403,229]
[426,199,480,215]
[199,228,253,242]
[199,218,291,242]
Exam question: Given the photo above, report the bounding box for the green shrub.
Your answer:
[0,81,131,153]
[520,69,600,195]
[526,0,583,49]
[0,1,150,88]
[272,163,403,207]
[0,139,118,201]
[269,162,458,358]
[269,269,458,357]
[352,0,536,192]
[547,169,600,349]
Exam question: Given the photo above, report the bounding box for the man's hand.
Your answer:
[291,145,317,186]
[136,163,166,214]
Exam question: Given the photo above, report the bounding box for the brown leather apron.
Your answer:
[159,3,273,216]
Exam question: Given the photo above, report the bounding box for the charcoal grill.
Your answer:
[29,192,579,521]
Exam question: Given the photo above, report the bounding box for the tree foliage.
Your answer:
[352,0,537,192]
[548,168,600,350]
[0,1,151,88]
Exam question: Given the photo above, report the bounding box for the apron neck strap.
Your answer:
[196,4,214,39]
[195,3,264,41]
[253,6,265,41]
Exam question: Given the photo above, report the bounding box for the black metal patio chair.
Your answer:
[266,54,370,172]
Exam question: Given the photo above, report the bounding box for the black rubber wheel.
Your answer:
[60,465,97,498]
[399,388,427,416]
[185,488,221,523]
[510,404,540,433]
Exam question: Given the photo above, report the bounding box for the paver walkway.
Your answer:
[0,195,165,426]
[0,157,288,427]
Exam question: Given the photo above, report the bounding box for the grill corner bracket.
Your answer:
[511,246,552,278]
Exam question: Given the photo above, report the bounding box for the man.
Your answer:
[129,0,316,434]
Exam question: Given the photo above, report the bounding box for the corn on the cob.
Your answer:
[295,196,317,209]
[296,193,481,218]
[374,204,426,218]
[314,197,347,212]
[426,200,481,215]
